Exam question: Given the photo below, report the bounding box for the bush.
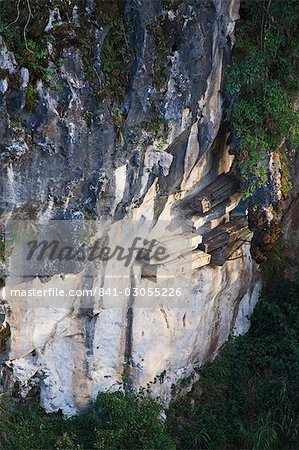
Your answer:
[167,279,299,449]
[0,391,175,450]
[226,0,299,196]
[0,396,65,449]
[93,391,175,450]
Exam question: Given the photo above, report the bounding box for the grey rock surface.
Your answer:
[0,0,263,415]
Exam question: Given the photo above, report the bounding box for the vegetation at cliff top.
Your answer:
[226,0,299,197]
[0,0,133,100]
[100,11,135,101]
[0,0,50,81]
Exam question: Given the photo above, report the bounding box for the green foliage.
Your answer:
[0,1,63,82]
[0,0,51,81]
[0,0,131,95]
[167,279,299,449]
[93,391,175,450]
[0,0,137,100]
[101,18,135,101]
[0,241,5,262]
[142,116,166,139]
[149,2,182,91]
[226,0,299,197]
[25,83,37,112]
[0,391,175,450]
[94,0,125,25]
[76,205,97,220]
[152,23,170,90]
[54,432,83,450]
[261,237,298,281]
[162,0,181,11]
[19,38,49,75]
[280,149,293,197]
[111,107,127,143]
[0,396,66,449]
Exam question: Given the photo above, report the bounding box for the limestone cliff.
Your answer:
[0,0,264,415]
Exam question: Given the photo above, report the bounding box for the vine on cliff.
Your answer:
[0,0,135,102]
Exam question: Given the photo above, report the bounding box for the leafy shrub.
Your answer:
[226,0,299,197]
[101,15,135,101]
[167,279,299,449]
[93,391,175,450]
[261,237,298,281]
[0,391,174,450]
[0,0,51,81]
[0,396,65,449]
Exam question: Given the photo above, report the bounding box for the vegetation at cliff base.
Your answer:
[0,391,175,450]
[226,0,299,196]
[0,279,298,449]
[167,279,299,449]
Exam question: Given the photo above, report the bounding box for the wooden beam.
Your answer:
[198,217,248,254]
[210,228,252,266]
[186,174,240,215]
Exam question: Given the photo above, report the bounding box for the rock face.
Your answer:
[248,205,281,264]
[0,0,262,415]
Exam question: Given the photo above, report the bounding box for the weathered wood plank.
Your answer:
[186,173,240,215]
[210,228,252,266]
[198,218,248,253]
[202,217,248,241]
[192,192,241,232]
